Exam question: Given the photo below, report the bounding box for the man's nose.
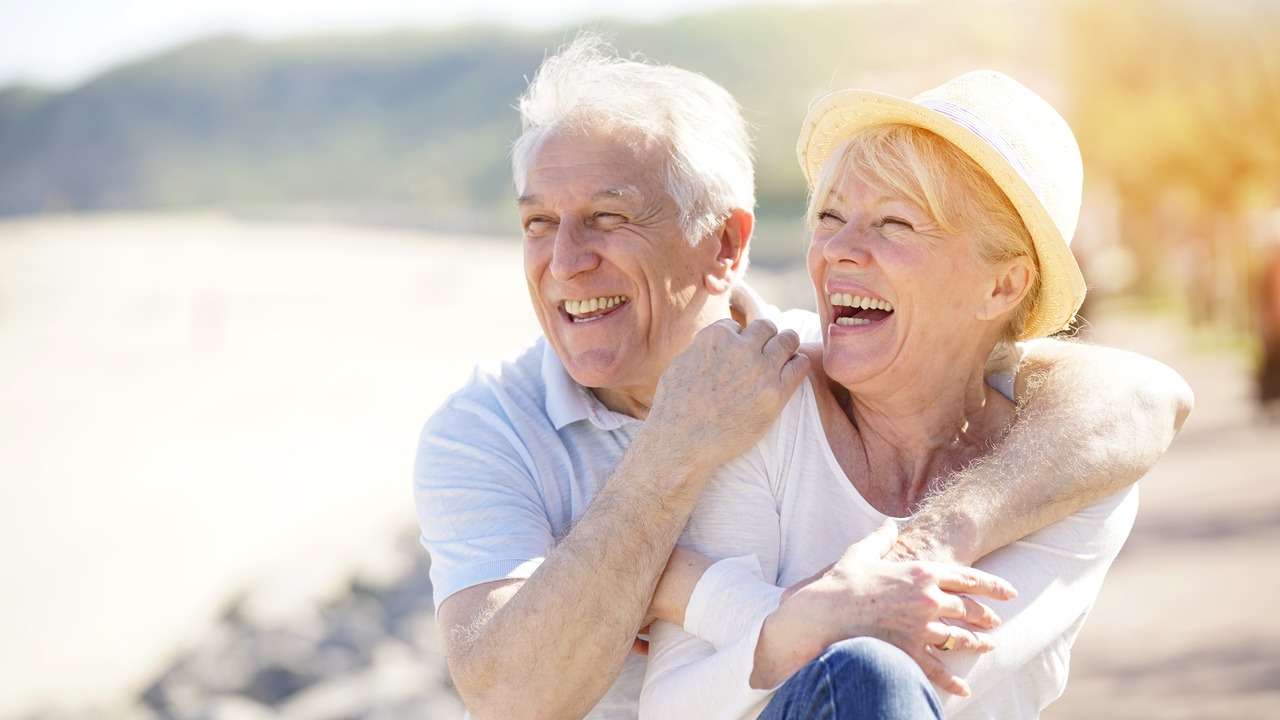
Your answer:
[549,221,601,281]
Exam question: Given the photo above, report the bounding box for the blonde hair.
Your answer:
[807,124,1040,355]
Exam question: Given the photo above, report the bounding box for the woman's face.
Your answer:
[807,166,1005,390]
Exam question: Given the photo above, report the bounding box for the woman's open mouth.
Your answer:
[830,293,894,326]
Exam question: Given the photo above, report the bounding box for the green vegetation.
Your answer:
[0,1,1069,264]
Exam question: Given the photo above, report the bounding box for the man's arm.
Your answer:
[895,338,1193,564]
[436,320,807,720]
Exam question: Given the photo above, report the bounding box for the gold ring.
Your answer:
[936,630,958,652]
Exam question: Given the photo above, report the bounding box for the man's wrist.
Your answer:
[631,414,721,477]
[898,510,981,565]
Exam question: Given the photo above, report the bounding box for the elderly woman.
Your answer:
[638,71,1140,719]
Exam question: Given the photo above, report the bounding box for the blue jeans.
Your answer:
[758,638,943,720]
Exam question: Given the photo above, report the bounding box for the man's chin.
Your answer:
[560,349,626,389]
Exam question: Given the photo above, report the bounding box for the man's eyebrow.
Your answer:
[595,187,634,200]
[515,186,639,207]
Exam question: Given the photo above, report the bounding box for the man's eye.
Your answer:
[593,213,625,227]
[524,217,556,233]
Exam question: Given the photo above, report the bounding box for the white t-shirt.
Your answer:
[414,284,818,719]
[639,377,1139,720]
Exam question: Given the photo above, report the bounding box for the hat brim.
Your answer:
[797,90,1087,340]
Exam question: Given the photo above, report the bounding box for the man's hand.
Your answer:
[753,520,1017,697]
[647,319,809,472]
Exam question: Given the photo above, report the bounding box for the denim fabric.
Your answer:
[758,638,944,720]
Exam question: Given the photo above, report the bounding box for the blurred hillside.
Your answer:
[4,1,1278,330]
[5,1,1278,301]
[0,0,1071,264]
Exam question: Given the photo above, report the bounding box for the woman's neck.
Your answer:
[814,355,1016,517]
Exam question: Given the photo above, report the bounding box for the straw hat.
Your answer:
[796,70,1087,340]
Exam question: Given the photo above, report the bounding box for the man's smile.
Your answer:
[564,295,630,323]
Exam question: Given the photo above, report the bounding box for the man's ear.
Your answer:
[704,208,754,296]
[977,255,1035,321]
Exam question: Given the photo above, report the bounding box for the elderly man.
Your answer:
[415,36,1192,720]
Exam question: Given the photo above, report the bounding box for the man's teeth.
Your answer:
[830,293,894,327]
[565,296,627,320]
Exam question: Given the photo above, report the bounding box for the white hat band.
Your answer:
[917,97,1044,202]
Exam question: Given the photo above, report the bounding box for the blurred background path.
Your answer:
[1043,311,1280,719]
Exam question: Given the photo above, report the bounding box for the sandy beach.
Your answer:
[1,214,1276,718]
[0,214,537,716]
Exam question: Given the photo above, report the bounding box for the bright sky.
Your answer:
[0,0,836,90]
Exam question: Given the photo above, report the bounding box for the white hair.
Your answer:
[511,34,756,248]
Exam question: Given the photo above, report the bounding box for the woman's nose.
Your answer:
[822,223,873,265]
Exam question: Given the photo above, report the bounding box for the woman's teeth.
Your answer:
[830,293,893,311]
[830,293,894,326]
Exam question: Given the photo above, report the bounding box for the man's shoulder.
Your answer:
[427,337,552,429]
[734,281,821,342]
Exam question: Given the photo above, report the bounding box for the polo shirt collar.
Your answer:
[540,338,640,431]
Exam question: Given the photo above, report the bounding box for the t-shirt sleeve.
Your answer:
[414,393,555,612]
[640,557,782,720]
[685,556,785,650]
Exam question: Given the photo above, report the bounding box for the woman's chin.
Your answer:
[821,350,886,389]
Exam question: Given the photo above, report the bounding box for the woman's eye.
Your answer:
[816,210,844,224]
[878,216,914,230]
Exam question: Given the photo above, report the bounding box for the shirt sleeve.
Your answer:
[414,393,556,612]
[940,485,1140,717]
[638,384,806,720]
[685,556,786,649]
[640,557,783,720]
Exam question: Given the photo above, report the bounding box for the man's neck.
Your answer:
[588,298,739,420]
[591,385,654,420]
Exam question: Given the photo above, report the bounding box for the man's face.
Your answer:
[518,130,723,411]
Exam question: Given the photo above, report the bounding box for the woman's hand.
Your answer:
[753,520,1017,696]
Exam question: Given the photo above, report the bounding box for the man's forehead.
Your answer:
[525,128,663,179]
